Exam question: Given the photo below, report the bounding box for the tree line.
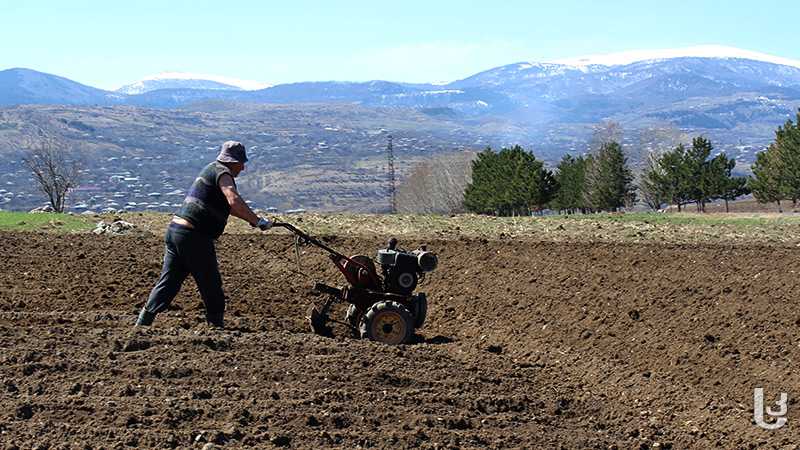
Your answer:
[461,142,637,215]
[399,110,800,216]
[638,136,749,213]
[460,136,752,216]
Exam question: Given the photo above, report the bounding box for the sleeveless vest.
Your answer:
[176,162,233,238]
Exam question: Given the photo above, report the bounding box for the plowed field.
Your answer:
[1,231,799,448]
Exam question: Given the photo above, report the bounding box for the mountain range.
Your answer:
[2,46,800,135]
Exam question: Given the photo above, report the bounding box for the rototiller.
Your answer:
[272,221,437,345]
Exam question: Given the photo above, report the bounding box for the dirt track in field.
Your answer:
[1,231,800,449]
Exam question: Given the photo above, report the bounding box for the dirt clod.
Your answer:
[271,434,291,447]
[14,405,33,420]
[306,415,320,427]
[486,344,503,354]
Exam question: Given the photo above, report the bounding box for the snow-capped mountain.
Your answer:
[1,45,799,132]
[550,45,800,69]
[116,72,271,95]
[449,46,800,96]
[444,46,800,124]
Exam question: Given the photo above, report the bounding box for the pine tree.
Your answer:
[463,145,553,216]
[750,145,786,212]
[697,152,736,212]
[749,110,800,212]
[583,141,635,212]
[551,155,587,214]
[683,137,714,212]
[658,144,692,212]
[536,166,558,213]
[773,110,800,205]
[463,148,501,215]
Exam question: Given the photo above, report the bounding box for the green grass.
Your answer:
[541,211,800,227]
[0,211,94,232]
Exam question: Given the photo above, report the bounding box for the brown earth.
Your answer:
[1,231,800,449]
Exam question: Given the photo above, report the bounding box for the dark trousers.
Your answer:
[142,223,225,325]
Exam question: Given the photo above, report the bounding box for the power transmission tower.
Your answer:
[386,134,396,213]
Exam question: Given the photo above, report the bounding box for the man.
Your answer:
[135,141,272,328]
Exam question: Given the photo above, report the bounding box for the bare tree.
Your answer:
[20,137,82,213]
[589,120,624,151]
[396,151,476,214]
[633,124,686,169]
[633,124,687,210]
[638,150,667,210]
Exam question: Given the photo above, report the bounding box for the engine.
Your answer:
[376,238,438,295]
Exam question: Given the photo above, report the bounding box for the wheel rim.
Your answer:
[371,310,407,345]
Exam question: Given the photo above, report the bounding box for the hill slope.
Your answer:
[0,68,123,106]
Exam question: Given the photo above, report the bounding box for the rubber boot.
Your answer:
[206,313,224,329]
[135,308,156,326]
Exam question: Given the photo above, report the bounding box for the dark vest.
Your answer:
[176,162,233,238]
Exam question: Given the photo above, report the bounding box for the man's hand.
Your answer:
[254,217,273,231]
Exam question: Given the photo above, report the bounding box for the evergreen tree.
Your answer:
[773,110,800,205]
[551,154,587,214]
[583,141,635,212]
[749,109,800,211]
[536,166,558,213]
[463,148,501,214]
[750,145,786,212]
[463,145,553,216]
[653,144,692,212]
[683,136,716,212]
[696,150,737,212]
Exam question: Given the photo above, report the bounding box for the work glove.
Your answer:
[254,217,273,231]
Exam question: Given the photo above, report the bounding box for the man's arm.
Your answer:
[219,173,260,226]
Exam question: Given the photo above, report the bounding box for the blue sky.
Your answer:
[2,0,799,90]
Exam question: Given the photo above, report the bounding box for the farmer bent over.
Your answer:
[135,141,272,328]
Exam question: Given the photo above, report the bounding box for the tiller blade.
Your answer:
[307,297,335,337]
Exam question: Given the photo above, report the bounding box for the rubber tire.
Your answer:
[359,301,414,345]
[412,293,427,329]
[344,304,362,338]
